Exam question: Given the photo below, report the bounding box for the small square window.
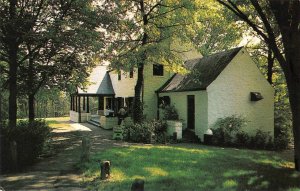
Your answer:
[153,64,164,76]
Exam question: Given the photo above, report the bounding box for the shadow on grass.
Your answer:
[1,130,85,190]
[82,145,300,191]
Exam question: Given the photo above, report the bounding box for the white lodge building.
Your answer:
[70,47,274,141]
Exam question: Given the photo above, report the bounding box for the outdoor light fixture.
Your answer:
[250,92,263,101]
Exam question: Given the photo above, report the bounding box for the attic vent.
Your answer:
[250,92,263,101]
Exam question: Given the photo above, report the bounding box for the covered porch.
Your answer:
[69,66,117,127]
[69,94,115,123]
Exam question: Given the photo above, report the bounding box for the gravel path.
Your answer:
[0,121,126,191]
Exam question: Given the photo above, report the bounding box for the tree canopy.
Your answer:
[0,0,107,123]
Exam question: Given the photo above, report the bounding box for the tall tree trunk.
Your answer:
[0,90,2,123]
[286,79,300,171]
[28,94,35,122]
[8,0,18,128]
[8,47,18,128]
[267,46,274,84]
[27,47,35,122]
[133,63,145,123]
[132,0,148,123]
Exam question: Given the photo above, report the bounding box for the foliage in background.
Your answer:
[1,120,51,172]
[0,0,107,126]
[123,119,167,144]
[193,0,243,55]
[163,105,179,121]
[0,88,70,120]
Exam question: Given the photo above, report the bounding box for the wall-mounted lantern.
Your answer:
[250,92,263,101]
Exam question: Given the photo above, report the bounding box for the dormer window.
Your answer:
[153,64,164,76]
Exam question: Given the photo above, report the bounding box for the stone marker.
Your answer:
[100,160,110,179]
[131,178,144,191]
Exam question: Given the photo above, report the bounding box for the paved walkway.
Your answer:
[0,121,126,191]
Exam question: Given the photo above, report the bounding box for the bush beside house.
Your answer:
[210,115,289,150]
[123,119,167,144]
[0,120,51,172]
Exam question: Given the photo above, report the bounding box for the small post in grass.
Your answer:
[100,160,110,180]
[131,178,144,191]
[81,136,91,162]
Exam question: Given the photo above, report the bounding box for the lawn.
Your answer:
[81,144,300,191]
[45,117,73,132]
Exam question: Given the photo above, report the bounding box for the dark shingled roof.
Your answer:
[158,47,242,92]
[77,65,115,95]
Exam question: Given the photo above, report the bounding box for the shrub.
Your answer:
[211,115,247,146]
[274,114,292,150]
[235,131,250,147]
[1,119,52,172]
[163,105,179,120]
[274,102,292,150]
[250,129,273,149]
[123,120,167,144]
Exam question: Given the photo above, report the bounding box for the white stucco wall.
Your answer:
[143,64,173,119]
[109,64,173,119]
[207,49,274,137]
[159,91,208,140]
[109,70,137,98]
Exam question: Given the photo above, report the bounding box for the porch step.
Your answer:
[87,119,101,127]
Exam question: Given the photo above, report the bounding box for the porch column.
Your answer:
[72,95,75,111]
[98,96,101,110]
[75,95,78,112]
[112,96,115,113]
[70,96,73,111]
[87,96,90,113]
[78,96,81,123]
[83,96,86,112]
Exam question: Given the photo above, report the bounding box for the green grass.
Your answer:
[81,144,300,191]
[44,117,73,131]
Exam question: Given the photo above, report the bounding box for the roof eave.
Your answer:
[158,88,206,93]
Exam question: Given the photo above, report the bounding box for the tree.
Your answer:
[102,0,200,122]
[193,0,243,56]
[216,0,300,171]
[0,0,105,124]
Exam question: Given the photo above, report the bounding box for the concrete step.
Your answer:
[87,120,101,127]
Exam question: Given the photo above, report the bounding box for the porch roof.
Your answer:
[157,47,242,93]
[77,65,115,96]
